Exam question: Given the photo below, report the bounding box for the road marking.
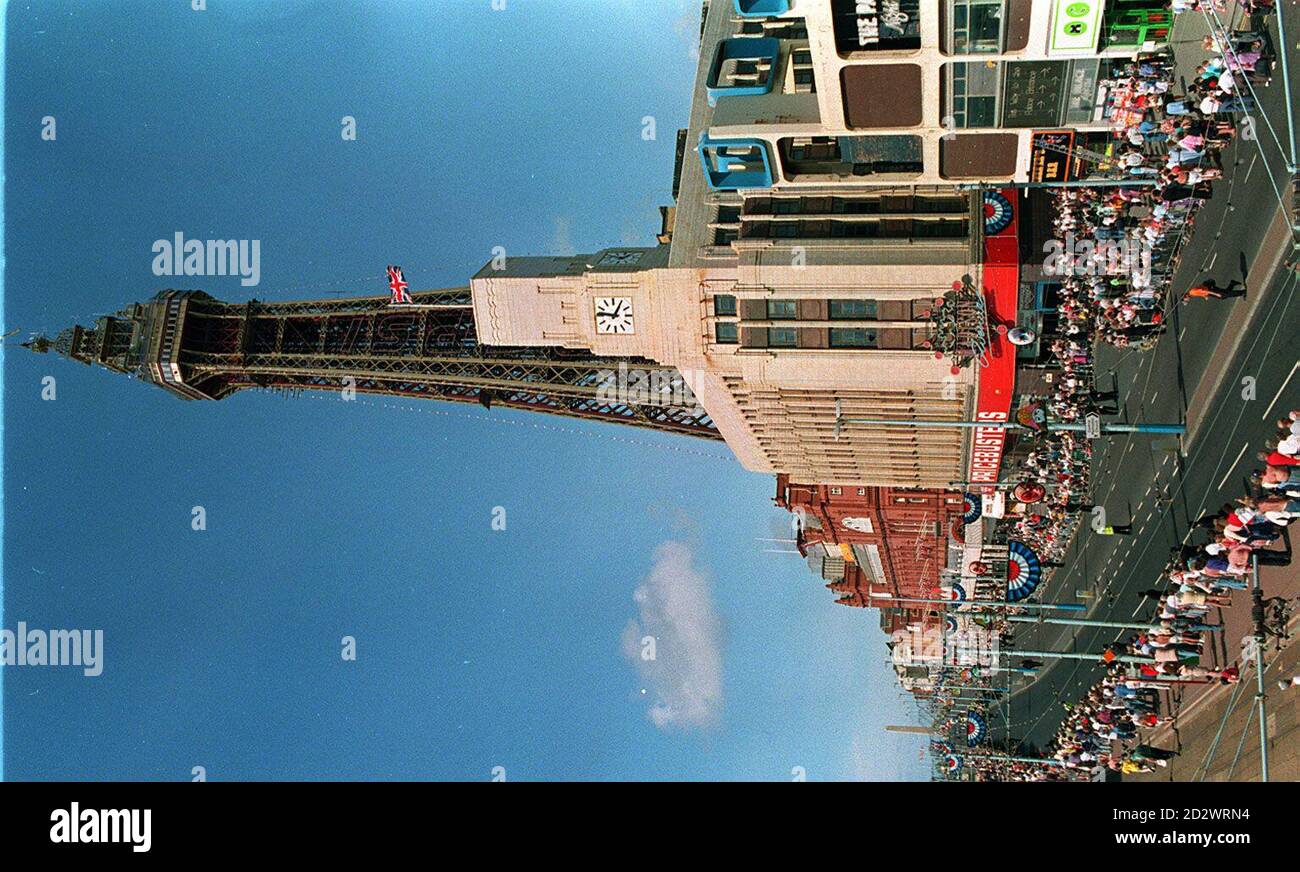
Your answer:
[1150,391,1159,404]
[1261,360,1300,421]
[1244,152,1258,183]
[1202,251,1218,272]
[1179,325,1188,341]
[1216,442,1251,490]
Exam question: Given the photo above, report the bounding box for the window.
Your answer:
[766,300,797,319]
[948,62,1000,128]
[788,137,840,162]
[829,299,878,320]
[913,218,969,238]
[768,327,798,347]
[830,487,842,495]
[713,294,737,317]
[790,49,816,93]
[715,206,741,224]
[715,322,739,344]
[830,222,880,238]
[950,0,1005,54]
[829,328,878,348]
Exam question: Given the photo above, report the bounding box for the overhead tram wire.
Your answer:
[1204,5,1290,162]
[1202,6,1300,242]
[1014,270,1297,748]
[1192,667,1250,780]
[1015,272,1297,738]
[1004,316,1178,722]
[996,19,1298,739]
[1115,270,1296,590]
[1019,17,1300,708]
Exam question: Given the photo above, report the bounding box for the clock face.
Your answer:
[594,297,635,335]
[598,250,643,266]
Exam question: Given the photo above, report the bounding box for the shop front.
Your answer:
[945,57,1105,130]
[1048,0,1171,55]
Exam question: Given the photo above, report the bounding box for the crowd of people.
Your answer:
[1009,431,1094,564]
[1001,4,1279,586]
[1171,408,1300,595]
[945,3,1288,781]
[1041,8,1274,350]
[1018,409,1300,780]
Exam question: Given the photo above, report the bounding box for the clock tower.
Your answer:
[469,246,669,360]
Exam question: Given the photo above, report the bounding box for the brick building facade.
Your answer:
[775,474,966,608]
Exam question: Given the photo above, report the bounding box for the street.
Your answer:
[1000,6,1300,769]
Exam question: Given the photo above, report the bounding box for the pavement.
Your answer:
[1133,605,1300,781]
[993,4,1300,772]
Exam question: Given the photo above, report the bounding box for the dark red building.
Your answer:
[775,475,966,610]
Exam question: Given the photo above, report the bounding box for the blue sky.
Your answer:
[2,0,928,780]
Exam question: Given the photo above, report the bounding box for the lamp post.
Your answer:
[1010,648,1156,665]
[1005,615,1220,632]
[833,400,1185,438]
[1250,554,1270,782]
[867,591,1086,612]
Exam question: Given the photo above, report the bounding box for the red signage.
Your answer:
[970,412,1009,485]
[968,188,1020,488]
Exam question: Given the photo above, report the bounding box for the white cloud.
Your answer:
[620,541,723,731]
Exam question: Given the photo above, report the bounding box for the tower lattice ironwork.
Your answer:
[25,287,721,440]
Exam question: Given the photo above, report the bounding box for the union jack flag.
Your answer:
[386,265,412,304]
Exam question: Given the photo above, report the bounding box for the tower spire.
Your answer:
[30,286,721,440]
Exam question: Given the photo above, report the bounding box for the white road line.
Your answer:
[1261,360,1300,421]
[1179,325,1188,341]
[1202,251,1218,272]
[1244,153,1259,183]
[1150,391,1159,404]
[1216,442,1251,491]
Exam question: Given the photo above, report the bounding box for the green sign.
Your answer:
[1050,0,1103,53]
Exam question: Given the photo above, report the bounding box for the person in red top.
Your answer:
[1259,449,1299,466]
[1182,278,1247,301]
